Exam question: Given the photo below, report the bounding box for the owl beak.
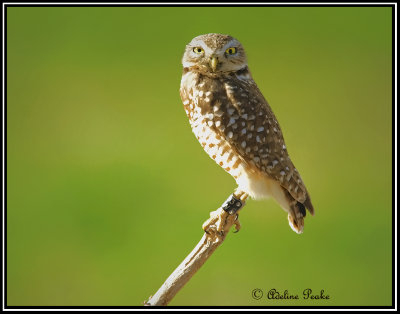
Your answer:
[210,57,218,72]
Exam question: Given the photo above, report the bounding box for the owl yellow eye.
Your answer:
[225,47,237,55]
[193,47,204,54]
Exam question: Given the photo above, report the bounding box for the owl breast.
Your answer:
[180,70,244,180]
[180,70,288,205]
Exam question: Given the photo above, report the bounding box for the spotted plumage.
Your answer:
[180,33,314,233]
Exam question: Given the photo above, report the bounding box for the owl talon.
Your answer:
[202,208,230,235]
[233,215,241,233]
[203,194,245,235]
[203,202,243,235]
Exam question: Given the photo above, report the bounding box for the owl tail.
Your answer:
[288,202,306,234]
[285,191,314,234]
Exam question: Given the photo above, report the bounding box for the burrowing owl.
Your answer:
[180,33,314,234]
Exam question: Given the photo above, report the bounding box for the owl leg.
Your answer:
[202,210,240,234]
[231,189,248,232]
[202,191,247,234]
[233,189,249,202]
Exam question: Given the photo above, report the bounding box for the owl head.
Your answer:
[182,33,248,74]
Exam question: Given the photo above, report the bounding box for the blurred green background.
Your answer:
[7,6,392,306]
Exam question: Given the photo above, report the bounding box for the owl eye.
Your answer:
[193,47,204,54]
[225,47,237,55]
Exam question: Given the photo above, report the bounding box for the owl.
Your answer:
[180,33,314,234]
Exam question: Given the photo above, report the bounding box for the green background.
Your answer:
[7,6,392,306]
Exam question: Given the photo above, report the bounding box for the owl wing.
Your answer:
[205,75,313,214]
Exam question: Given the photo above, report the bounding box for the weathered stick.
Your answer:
[145,194,245,306]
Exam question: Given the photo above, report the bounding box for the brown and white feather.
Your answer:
[180,33,314,233]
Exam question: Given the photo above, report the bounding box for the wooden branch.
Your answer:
[145,195,245,306]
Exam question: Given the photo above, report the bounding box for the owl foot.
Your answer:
[202,209,241,235]
[202,194,245,235]
[202,209,229,235]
